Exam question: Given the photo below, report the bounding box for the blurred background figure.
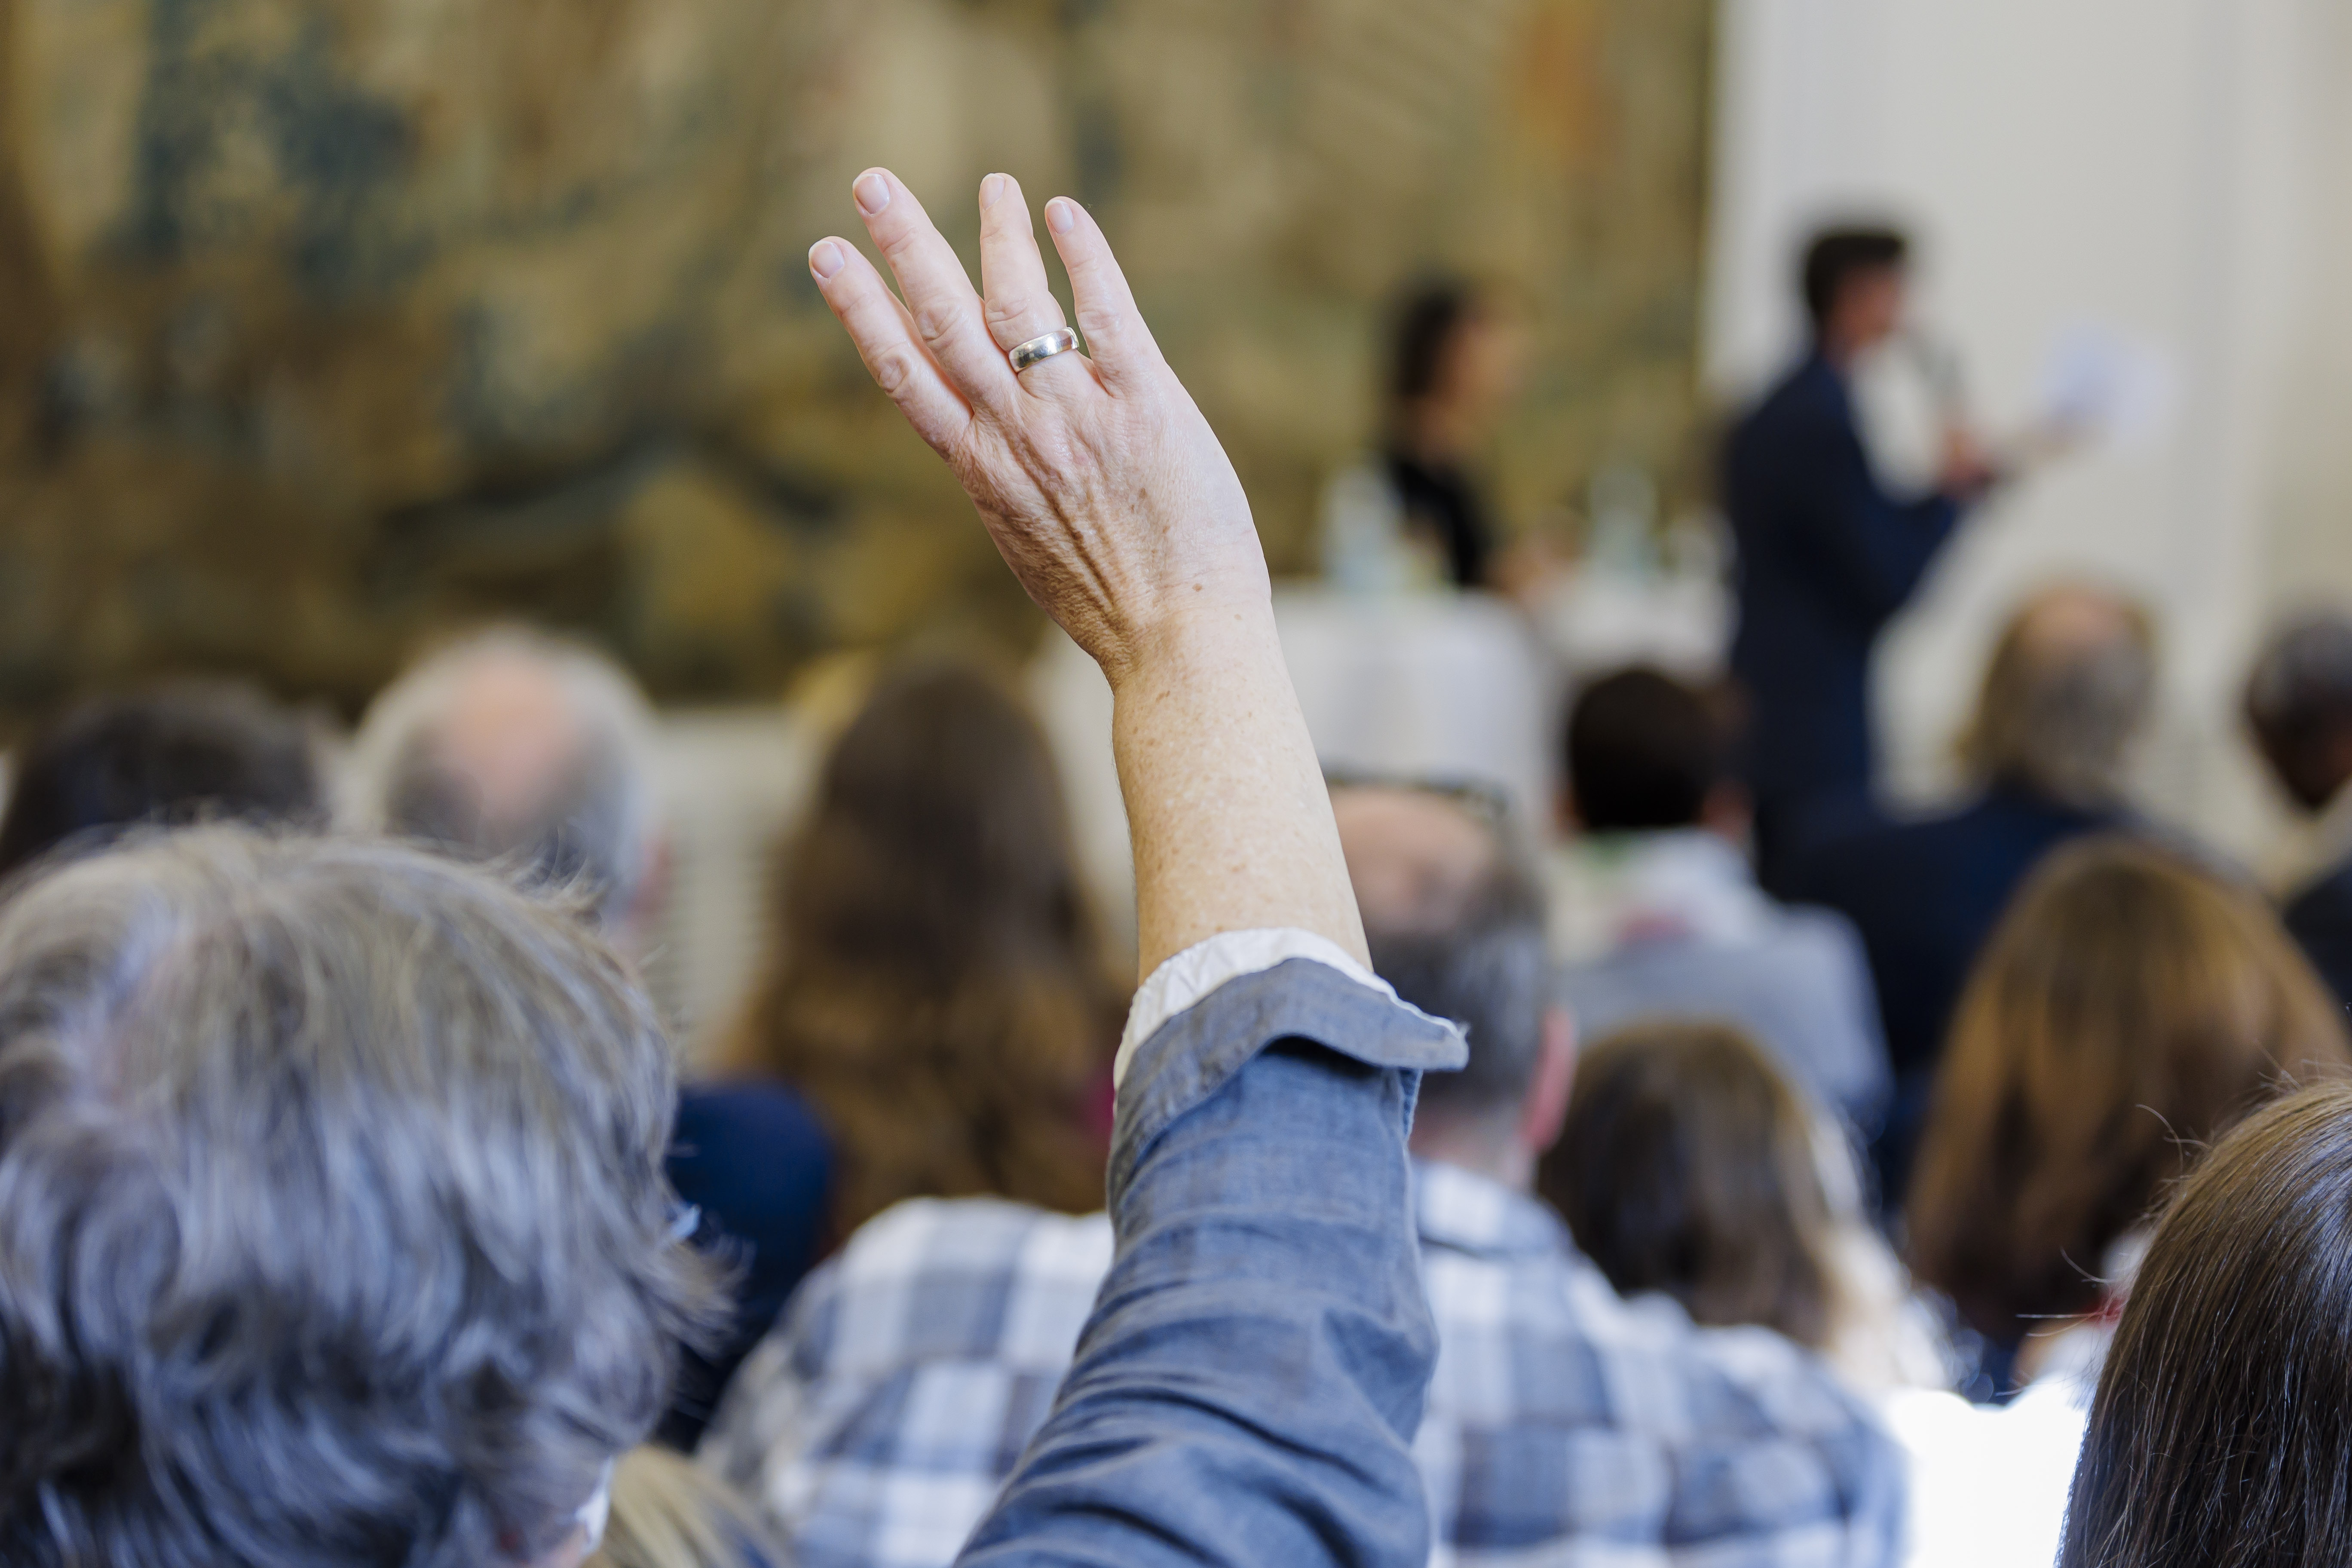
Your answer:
[2244,609,2352,1009]
[1795,583,2159,1204]
[1886,837,2347,1566]
[348,624,832,1452]
[1725,226,1999,892]
[1550,666,1888,1131]
[724,662,1121,1237]
[0,680,322,883]
[1539,1017,1945,1395]
[701,662,1122,1566]
[1321,278,1531,594]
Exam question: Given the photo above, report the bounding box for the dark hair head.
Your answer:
[2061,1082,2352,1568]
[1390,279,1476,405]
[1353,800,1549,1118]
[1801,226,1910,332]
[0,828,715,1568]
[1539,1019,1836,1347]
[1907,837,2351,1344]
[1567,668,1736,832]
[2245,609,2352,812]
[0,680,322,882]
[734,662,1116,1234]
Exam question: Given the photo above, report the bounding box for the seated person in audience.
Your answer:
[2058,1082,2352,1568]
[1794,582,2158,1205]
[724,661,1123,1240]
[3,164,1473,1568]
[1339,784,1905,1562]
[1886,837,2349,1568]
[1551,666,1889,1131]
[711,774,1904,1568]
[1538,1017,1947,1395]
[0,677,322,880]
[2244,609,2352,1010]
[347,624,832,1449]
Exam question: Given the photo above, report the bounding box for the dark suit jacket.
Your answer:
[1724,353,1963,808]
[658,1081,834,1449]
[1792,785,2122,1207]
[2285,857,2352,1019]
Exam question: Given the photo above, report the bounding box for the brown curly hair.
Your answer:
[731,663,1122,1236]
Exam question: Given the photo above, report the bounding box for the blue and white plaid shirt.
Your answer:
[704,1158,1903,1568]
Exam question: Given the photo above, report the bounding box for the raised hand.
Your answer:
[806,169,1268,684]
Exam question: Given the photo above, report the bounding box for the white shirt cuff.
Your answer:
[1114,928,1400,1087]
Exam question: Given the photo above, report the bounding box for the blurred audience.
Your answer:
[1725,225,1996,894]
[1551,666,1889,1130]
[0,830,716,1567]
[2245,609,2352,1009]
[1345,783,1905,1561]
[1795,582,2159,1204]
[0,678,322,881]
[349,625,832,1451]
[1323,277,1529,592]
[1886,837,2348,1568]
[2058,1082,2352,1568]
[725,662,1121,1236]
[1539,1017,1944,1395]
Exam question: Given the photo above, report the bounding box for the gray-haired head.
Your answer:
[1332,785,1550,1121]
[2245,609,2352,814]
[1960,584,2157,808]
[0,828,714,1568]
[345,627,662,938]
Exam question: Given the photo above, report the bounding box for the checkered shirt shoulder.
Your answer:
[1411,1161,1906,1568]
[702,1197,1114,1568]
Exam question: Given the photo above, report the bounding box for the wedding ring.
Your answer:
[1010,329,1081,373]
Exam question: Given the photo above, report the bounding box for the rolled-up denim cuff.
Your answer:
[1110,956,1467,1198]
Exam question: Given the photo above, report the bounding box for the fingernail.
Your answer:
[982,173,1006,208]
[808,240,844,279]
[854,172,891,216]
[1046,198,1077,235]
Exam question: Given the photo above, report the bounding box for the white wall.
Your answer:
[1706,0,2342,864]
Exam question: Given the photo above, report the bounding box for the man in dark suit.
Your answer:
[1724,227,1996,893]
[2246,611,2352,1014]
[1794,585,2157,1210]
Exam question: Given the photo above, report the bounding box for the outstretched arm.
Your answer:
[805,169,1458,1568]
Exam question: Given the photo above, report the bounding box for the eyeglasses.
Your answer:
[1320,769,1521,837]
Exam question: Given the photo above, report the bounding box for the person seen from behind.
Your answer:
[2243,608,2352,1010]
[1796,582,2160,1207]
[1885,836,2350,1568]
[1552,666,1890,1131]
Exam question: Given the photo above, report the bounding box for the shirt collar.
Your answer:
[1412,1158,1570,1260]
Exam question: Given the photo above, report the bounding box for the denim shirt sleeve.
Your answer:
[956,955,1468,1568]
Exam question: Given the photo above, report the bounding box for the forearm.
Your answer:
[1112,599,1367,980]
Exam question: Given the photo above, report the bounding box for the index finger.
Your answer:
[852,168,1021,413]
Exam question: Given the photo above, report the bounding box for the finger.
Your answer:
[852,168,1019,411]
[808,236,973,453]
[1042,196,1161,388]
[977,173,1069,355]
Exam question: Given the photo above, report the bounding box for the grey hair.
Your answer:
[1366,854,1550,1119]
[2245,610,2352,811]
[343,627,662,931]
[1960,589,2156,808]
[0,828,716,1568]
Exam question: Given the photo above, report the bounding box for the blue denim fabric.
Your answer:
[957,956,1467,1567]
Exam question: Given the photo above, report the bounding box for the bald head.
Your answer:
[1332,784,1547,1120]
[348,628,662,940]
[1963,585,2156,807]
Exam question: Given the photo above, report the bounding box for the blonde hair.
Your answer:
[588,1449,775,1568]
